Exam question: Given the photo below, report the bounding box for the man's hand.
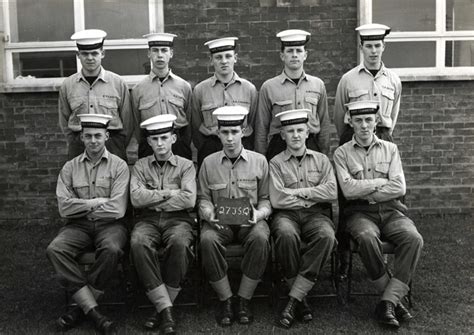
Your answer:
[209,212,224,230]
[92,198,108,211]
[246,204,261,226]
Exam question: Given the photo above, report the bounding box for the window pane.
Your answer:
[446,0,474,31]
[373,0,436,32]
[101,49,150,76]
[9,0,74,42]
[84,0,149,39]
[445,41,474,67]
[13,52,76,79]
[383,41,436,68]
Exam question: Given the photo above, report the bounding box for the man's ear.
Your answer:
[105,131,110,141]
[348,117,354,128]
[171,133,177,144]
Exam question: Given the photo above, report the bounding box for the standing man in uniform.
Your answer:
[334,23,402,144]
[334,23,402,281]
[47,114,130,334]
[333,101,423,328]
[191,37,258,167]
[59,29,133,161]
[130,115,196,334]
[269,109,337,329]
[131,33,193,160]
[255,30,330,160]
[198,106,272,326]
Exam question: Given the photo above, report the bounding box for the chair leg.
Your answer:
[347,251,353,303]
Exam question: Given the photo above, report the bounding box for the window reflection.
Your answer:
[383,42,436,68]
[446,41,474,67]
[446,0,474,31]
[13,52,76,78]
[373,0,436,32]
[101,49,150,75]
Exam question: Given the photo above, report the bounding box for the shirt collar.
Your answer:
[282,148,315,161]
[150,153,178,167]
[279,70,308,84]
[218,147,249,163]
[77,67,107,83]
[350,134,382,149]
[357,62,388,77]
[150,69,174,82]
[80,147,109,162]
[211,72,241,86]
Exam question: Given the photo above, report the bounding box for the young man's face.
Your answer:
[77,48,104,75]
[148,46,173,72]
[360,40,385,69]
[349,114,377,143]
[280,123,309,152]
[211,50,237,77]
[81,127,108,155]
[280,46,307,71]
[218,125,243,154]
[147,131,176,159]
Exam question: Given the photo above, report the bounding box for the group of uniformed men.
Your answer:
[46,23,423,334]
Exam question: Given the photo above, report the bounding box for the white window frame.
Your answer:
[1,0,163,92]
[359,0,474,81]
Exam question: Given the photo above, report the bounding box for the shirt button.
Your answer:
[224,102,228,105]
[161,99,165,102]
[300,179,303,182]
[90,105,93,108]
[297,102,301,105]
[374,93,377,96]
[231,196,235,199]
[92,181,95,184]
[368,168,371,172]
[231,181,235,185]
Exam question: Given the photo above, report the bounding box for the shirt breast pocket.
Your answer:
[349,163,364,179]
[283,174,298,188]
[348,89,370,101]
[380,89,395,118]
[168,97,185,117]
[201,103,218,127]
[164,177,180,190]
[138,99,159,120]
[307,171,322,186]
[305,96,320,124]
[208,183,227,199]
[95,178,112,197]
[375,162,390,178]
[237,180,258,203]
[99,99,119,117]
[72,181,90,199]
[272,100,293,117]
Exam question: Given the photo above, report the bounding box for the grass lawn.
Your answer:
[0,214,472,334]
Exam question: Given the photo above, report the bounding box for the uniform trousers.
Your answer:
[200,220,270,283]
[68,130,127,161]
[266,133,320,161]
[138,126,192,160]
[46,218,128,294]
[130,211,194,292]
[272,209,336,286]
[345,204,423,292]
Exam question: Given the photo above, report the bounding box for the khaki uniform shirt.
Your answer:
[130,154,196,212]
[191,73,257,149]
[198,149,271,221]
[333,135,406,203]
[131,70,192,135]
[58,67,133,143]
[254,71,330,155]
[56,149,130,221]
[334,63,402,137]
[269,149,337,209]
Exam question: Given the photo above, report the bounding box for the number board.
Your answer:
[216,197,251,226]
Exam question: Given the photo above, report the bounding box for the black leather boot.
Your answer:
[57,306,84,330]
[237,297,254,324]
[87,308,117,334]
[297,297,313,322]
[217,298,234,327]
[395,301,413,322]
[375,300,400,328]
[159,307,176,334]
[279,297,298,329]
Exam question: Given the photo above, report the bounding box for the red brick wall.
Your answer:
[0,1,473,224]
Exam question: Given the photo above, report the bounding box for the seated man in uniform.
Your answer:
[333,101,423,328]
[269,109,337,329]
[47,114,130,334]
[130,114,196,334]
[198,106,272,326]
